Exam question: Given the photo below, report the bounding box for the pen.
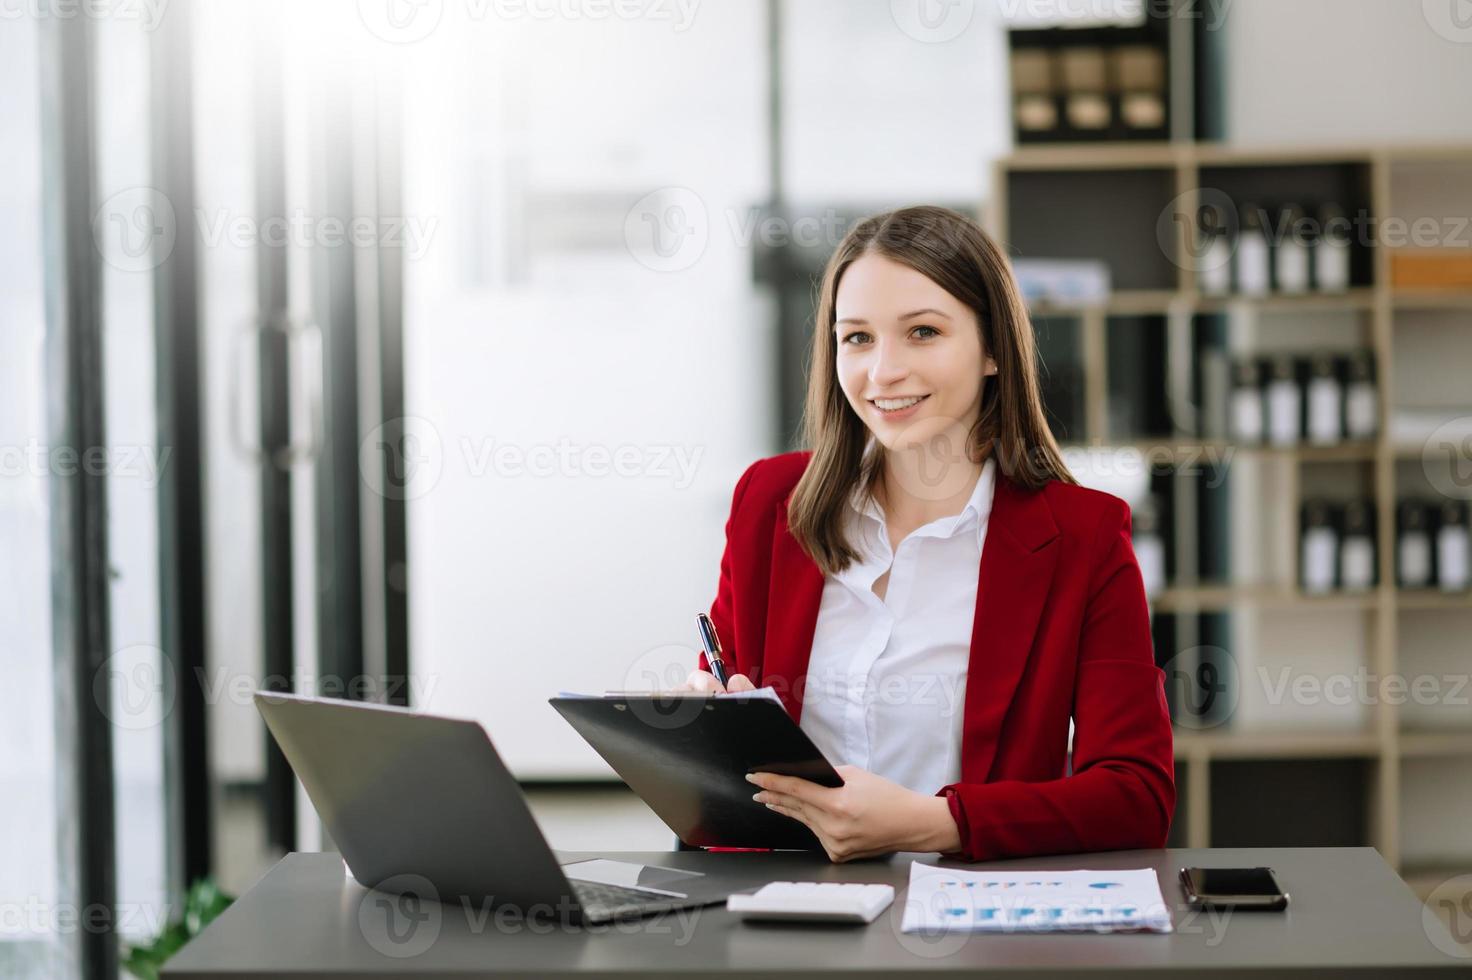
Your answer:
[695,612,730,688]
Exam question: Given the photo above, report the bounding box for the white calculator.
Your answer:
[726,881,895,924]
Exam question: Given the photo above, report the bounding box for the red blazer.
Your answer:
[699,450,1175,862]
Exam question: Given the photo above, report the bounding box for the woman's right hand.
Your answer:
[677,669,757,694]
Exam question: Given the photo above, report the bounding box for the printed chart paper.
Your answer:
[900,862,1173,933]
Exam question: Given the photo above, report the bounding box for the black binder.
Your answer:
[548,691,843,850]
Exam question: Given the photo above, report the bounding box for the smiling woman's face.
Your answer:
[833,252,996,454]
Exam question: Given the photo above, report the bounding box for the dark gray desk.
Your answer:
[163,847,1467,978]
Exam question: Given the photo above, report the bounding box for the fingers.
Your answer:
[681,669,726,694]
[725,672,756,692]
[764,802,847,863]
[746,771,826,808]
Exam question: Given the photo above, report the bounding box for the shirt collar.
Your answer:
[848,453,998,550]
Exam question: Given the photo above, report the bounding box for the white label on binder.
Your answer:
[1437,526,1470,591]
[1400,533,1432,589]
[1302,527,1337,594]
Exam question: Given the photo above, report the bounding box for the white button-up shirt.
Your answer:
[799,458,996,795]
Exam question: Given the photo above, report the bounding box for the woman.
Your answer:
[684,205,1174,863]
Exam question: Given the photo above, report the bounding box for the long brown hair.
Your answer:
[788,205,1073,576]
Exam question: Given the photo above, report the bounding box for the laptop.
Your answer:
[254,691,740,925]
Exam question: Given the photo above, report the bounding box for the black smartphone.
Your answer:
[1179,867,1289,910]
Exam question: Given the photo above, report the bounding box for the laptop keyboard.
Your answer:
[569,878,677,920]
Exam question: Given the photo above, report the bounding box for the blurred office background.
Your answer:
[5,0,1472,975]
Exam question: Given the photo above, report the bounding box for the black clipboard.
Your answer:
[548,691,842,850]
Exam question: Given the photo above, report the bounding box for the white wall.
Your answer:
[404,5,776,778]
[1224,0,1472,146]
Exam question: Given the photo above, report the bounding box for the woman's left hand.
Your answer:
[747,765,961,862]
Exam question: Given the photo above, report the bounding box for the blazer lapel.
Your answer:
[959,477,1060,784]
[763,494,824,721]
[759,475,1061,762]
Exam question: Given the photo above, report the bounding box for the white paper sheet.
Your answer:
[899,862,1173,934]
[556,686,785,705]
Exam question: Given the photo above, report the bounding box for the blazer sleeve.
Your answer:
[699,461,760,678]
[935,497,1176,861]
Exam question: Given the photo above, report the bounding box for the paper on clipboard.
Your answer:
[556,686,786,707]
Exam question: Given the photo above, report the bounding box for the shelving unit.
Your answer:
[987,141,1472,893]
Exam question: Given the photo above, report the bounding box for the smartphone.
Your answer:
[1179,866,1289,910]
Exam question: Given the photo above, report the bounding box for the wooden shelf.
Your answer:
[998,138,1472,871]
[1191,288,1377,314]
[1027,289,1181,316]
[1028,287,1377,318]
[1003,141,1183,171]
[1400,730,1472,757]
[1396,590,1472,610]
[1004,141,1472,172]
[1151,586,1471,611]
[1062,440,1378,463]
[1152,586,1379,612]
[1174,727,1382,759]
[1392,289,1472,310]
